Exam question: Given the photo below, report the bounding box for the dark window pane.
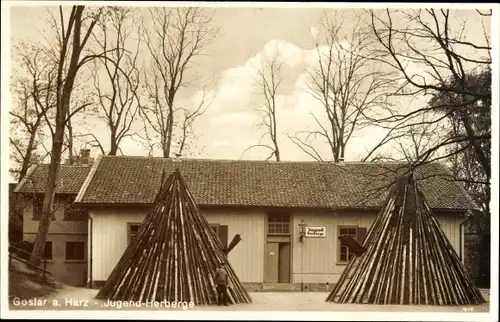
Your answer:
[129,224,141,244]
[33,198,43,220]
[66,242,85,260]
[217,225,228,249]
[268,214,290,234]
[43,242,52,260]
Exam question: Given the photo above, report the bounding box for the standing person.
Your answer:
[215,262,229,306]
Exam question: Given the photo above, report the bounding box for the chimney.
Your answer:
[80,149,91,166]
[173,153,182,162]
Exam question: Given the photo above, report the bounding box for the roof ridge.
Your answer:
[99,154,409,165]
[34,163,93,168]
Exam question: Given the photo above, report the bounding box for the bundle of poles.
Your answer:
[96,169,252,305]
[326,174,485,305]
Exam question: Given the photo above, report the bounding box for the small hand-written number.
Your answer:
[462,307,474,312]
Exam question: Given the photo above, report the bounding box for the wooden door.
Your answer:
[278,243,291,283]
[264,242,279,283]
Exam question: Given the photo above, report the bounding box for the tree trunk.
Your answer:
[30,5,87,264]
[274,146,280,161]
[458,111,490,179]
[109,130,118,156]
[166,110,174,158]
[18,132,37,182]
[30,126,64,264]
[66,116,74,163]
[272,109,280,161]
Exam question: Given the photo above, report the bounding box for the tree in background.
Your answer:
[30,6,108,264]
[431,68,491,287]
[290,11,395,162]
[244,51,286,161]
[139,7,218,158]
[366,9,491,173]
[88,7,142,156]
[366,9,491,286]
[9,43,56,182]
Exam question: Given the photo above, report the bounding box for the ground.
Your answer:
[8,286,490,312]
[8,261,56,301]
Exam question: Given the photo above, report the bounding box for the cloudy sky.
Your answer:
[7,3,493,165]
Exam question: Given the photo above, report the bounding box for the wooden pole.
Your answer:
[96,170,251,305]
[326,173,485,305]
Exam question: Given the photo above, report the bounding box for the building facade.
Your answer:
[75,156,475,291]
[85,206,463,290]
[14,159,92,286]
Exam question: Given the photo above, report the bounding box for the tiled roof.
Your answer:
[15,164,92,195]
[75,156,477,211]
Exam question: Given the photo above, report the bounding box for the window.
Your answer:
[65,242,85,261]
[128,223,141,245]
[43,241,53,260]
[267,214,290,235]
[32,197,43,220]
[210,224,228,249]
[338,226,367,263]
[63,196,87,221]
[32,196,55,221]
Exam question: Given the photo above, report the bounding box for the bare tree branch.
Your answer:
[294,11,395,162]
[138,7,218,158]
[246,47,287,161]
[90,7,142,155]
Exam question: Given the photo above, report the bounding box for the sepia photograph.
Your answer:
[1,1,498,320]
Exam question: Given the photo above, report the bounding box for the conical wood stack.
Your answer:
[326,174,485,305]
[96,169,252,305]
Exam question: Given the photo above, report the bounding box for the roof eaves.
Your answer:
[433,162,480,211]
[74,155,104,203]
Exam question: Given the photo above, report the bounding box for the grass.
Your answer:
[8,261,57,301]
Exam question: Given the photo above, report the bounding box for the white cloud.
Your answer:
[127,38,396,161]
[210,111,257,125]
[261,39,304,68]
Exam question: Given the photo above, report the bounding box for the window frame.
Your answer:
[209,223,219,235]
[32,195,56,221]
[337,225,359,264]
[63,195,87,221]
[209,223,228,249]
[32,196,43,220]
[127,222,142,245]
[43,241,53,261]
[65,241,85,261]
[267,213,291,235]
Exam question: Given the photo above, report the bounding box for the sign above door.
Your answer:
[305,226,326,238]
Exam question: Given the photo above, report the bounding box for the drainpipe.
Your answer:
[301,241,304,292]
[459,214,474,263]
[87,213,93,289]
